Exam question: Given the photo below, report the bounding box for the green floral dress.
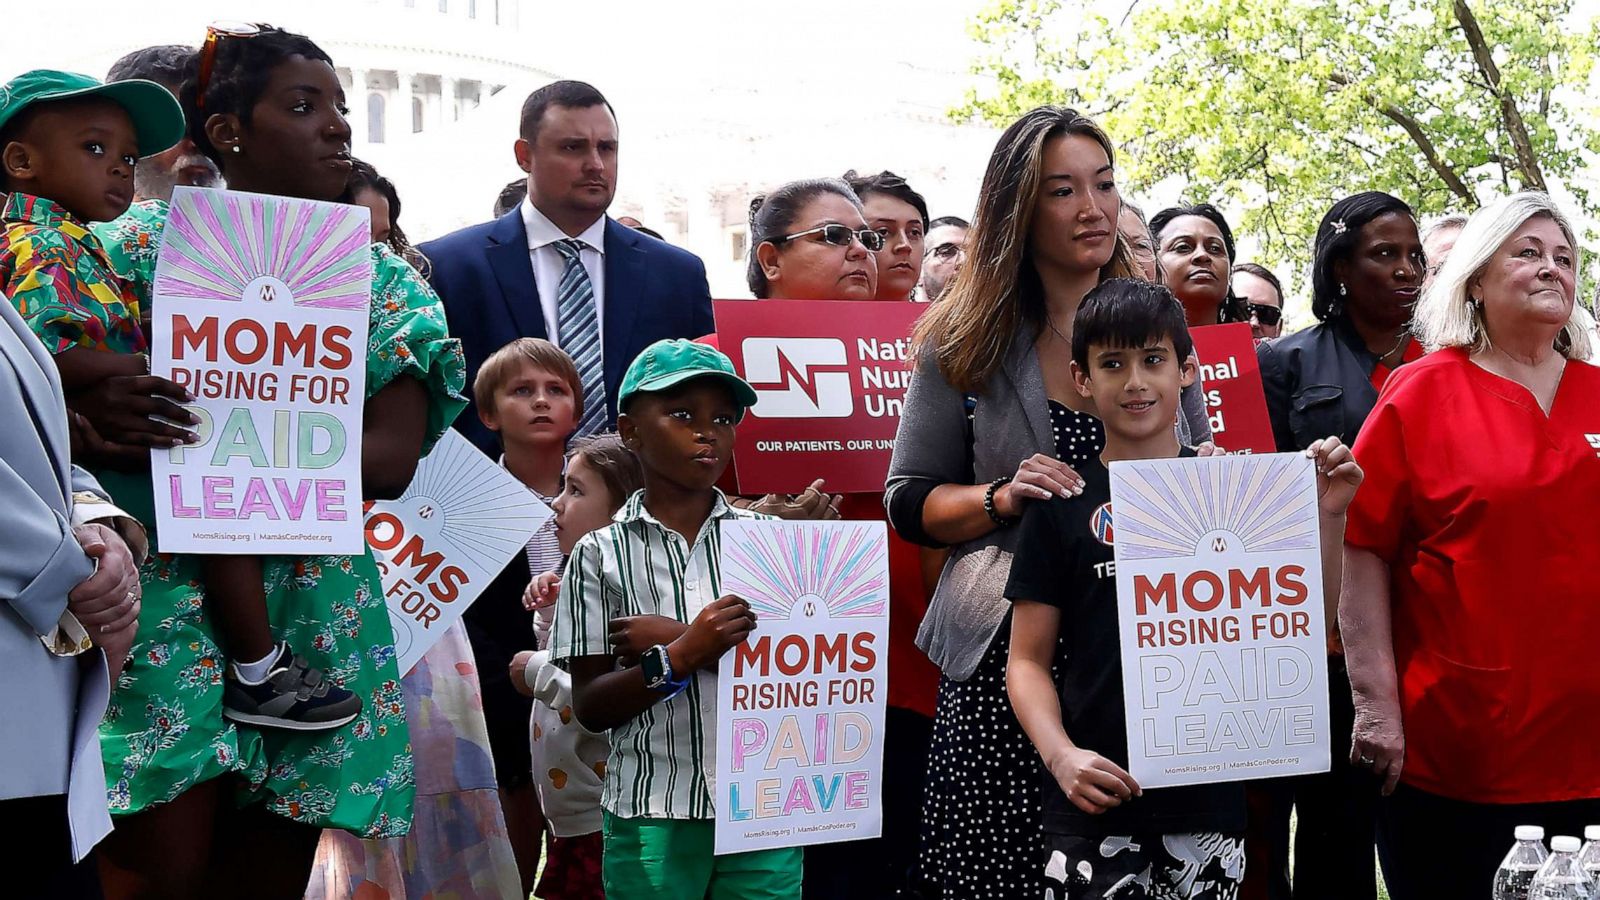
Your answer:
[88,200,468,837]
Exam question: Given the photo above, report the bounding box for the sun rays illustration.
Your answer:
[153,188,371,310]
[392,433,551,571]
[722,523,888,620]
[1111,455,1318,560]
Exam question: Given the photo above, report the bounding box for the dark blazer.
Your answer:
[420,210,715,454]
[1256,315,1386,453]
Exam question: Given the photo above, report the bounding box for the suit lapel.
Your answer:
[1000,335,1054,454]
[0,301,70,499]
[485,210,547,340]
[602,218,644,402]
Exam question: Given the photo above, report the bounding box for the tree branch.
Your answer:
[1453,0,1547,190]
[1327,72,1475,203]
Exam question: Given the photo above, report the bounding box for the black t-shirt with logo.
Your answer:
[1004,448,1247,837]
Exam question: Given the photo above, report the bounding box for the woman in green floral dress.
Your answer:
[70,27,466,899]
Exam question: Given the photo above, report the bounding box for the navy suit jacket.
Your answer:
[420,211,715,455]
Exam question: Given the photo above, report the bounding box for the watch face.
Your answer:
[640,646,668,687]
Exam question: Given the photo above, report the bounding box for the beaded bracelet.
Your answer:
[984,475,1015,526]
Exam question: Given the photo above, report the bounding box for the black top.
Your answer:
[1004,448,1247,837]
[1257,315,1392,453]
[1048,400,1104,469]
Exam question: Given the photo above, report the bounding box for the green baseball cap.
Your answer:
[0,69,186,158]
[618,339,760,422]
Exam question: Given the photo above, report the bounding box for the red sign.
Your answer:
[714,300,924,494]
[1189,324,1275,454]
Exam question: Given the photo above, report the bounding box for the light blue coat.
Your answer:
[0,296,114,861]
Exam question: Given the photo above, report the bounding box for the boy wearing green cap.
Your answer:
[0,69,186,389]
[550,338,804,898]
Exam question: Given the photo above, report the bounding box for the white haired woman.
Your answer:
[1339,191,1599,898]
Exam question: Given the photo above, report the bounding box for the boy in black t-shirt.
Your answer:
[1004,279,1363,899]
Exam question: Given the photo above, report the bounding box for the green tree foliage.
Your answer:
[958,0,1600,281]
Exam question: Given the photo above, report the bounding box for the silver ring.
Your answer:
[1359,755,1375,765]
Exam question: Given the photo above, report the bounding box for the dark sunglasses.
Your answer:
[772,224,884,252]
[926,242,964,261]
[196,22,264,111]
[1248,303,1283,326]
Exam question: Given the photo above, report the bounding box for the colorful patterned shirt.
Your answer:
[549,489,767,820]
[0,192,146,354]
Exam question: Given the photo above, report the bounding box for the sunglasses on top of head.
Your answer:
[1247,303,1283,326]
[772,223,885,252]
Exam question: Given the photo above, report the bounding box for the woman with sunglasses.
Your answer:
[1249,191,1424,900]
[886,106,1157,900]
[87,25,466,899]
[1233,262,1286,341]
[742,176,945,899]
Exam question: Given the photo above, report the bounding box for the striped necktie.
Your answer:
[553,239,607,436]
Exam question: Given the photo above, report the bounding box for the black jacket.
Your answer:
[1257,316,1390,453]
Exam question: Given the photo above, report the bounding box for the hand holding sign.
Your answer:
[671,595,757,673]
[1307,436,1363,517]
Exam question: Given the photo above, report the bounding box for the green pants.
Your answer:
[602,812,803,900]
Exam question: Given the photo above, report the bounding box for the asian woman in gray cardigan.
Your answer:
[885,106,1147,900]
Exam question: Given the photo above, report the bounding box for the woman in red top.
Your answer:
[1342,191,1600,898]
[743,176,942,899]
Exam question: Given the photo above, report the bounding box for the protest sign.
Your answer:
[715,520,889,854]
[713,300,922,494]
[1109,453,1330,788]
[1190,323,1275,454]
[149,187,371,553]
[366,429,552,676]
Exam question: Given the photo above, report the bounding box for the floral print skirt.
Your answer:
[99,542,416,838]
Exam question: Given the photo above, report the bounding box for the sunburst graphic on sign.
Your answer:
[1111,455,1317,560]
[722,522,887,620]
[391,432,552,571]
[153,187,371,310]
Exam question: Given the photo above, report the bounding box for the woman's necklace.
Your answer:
[1377,328,1411,365]
[1047,315,1071,345]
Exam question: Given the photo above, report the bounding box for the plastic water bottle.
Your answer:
[1495,826,1549,900]
[1529,835,1594,899]
[1577,826,1600,885]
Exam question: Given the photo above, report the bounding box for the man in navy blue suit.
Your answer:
[418,79,713,891]
[421,80,714,455]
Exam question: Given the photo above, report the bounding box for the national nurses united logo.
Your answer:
[1091,502,1115,546]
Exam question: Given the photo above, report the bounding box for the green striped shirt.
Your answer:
[549,489,767,820]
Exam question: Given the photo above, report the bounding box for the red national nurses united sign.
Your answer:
[1189,323,1275,454]
[714,300,924,495]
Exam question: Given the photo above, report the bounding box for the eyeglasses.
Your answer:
[196,22,264,111]
[772,224,884,252]
[1247,303,1283,326]
[926,242,964,261]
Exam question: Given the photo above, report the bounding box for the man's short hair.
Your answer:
[928,215,970,231]
[1071,277,1195,370]
[473,337,583,423]
[519,80,614,142]
[107,45,197,91]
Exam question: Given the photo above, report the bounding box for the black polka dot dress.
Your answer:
[916,401,1104,900]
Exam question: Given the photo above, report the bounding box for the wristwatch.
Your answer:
[640,644,686,695]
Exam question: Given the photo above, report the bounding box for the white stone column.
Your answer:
[441,76,459,122]
[392,71,414,143]
[347,67,368,147]
[474,80,487,109]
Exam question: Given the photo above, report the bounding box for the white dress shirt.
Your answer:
[521,198,606,347]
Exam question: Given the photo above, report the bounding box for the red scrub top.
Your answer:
[1346,348,1600,804]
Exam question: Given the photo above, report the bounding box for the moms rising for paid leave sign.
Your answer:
[1109,453,1331,789]
[150,187,371,554]
[715,521,889,855]
[714,300,922,495]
